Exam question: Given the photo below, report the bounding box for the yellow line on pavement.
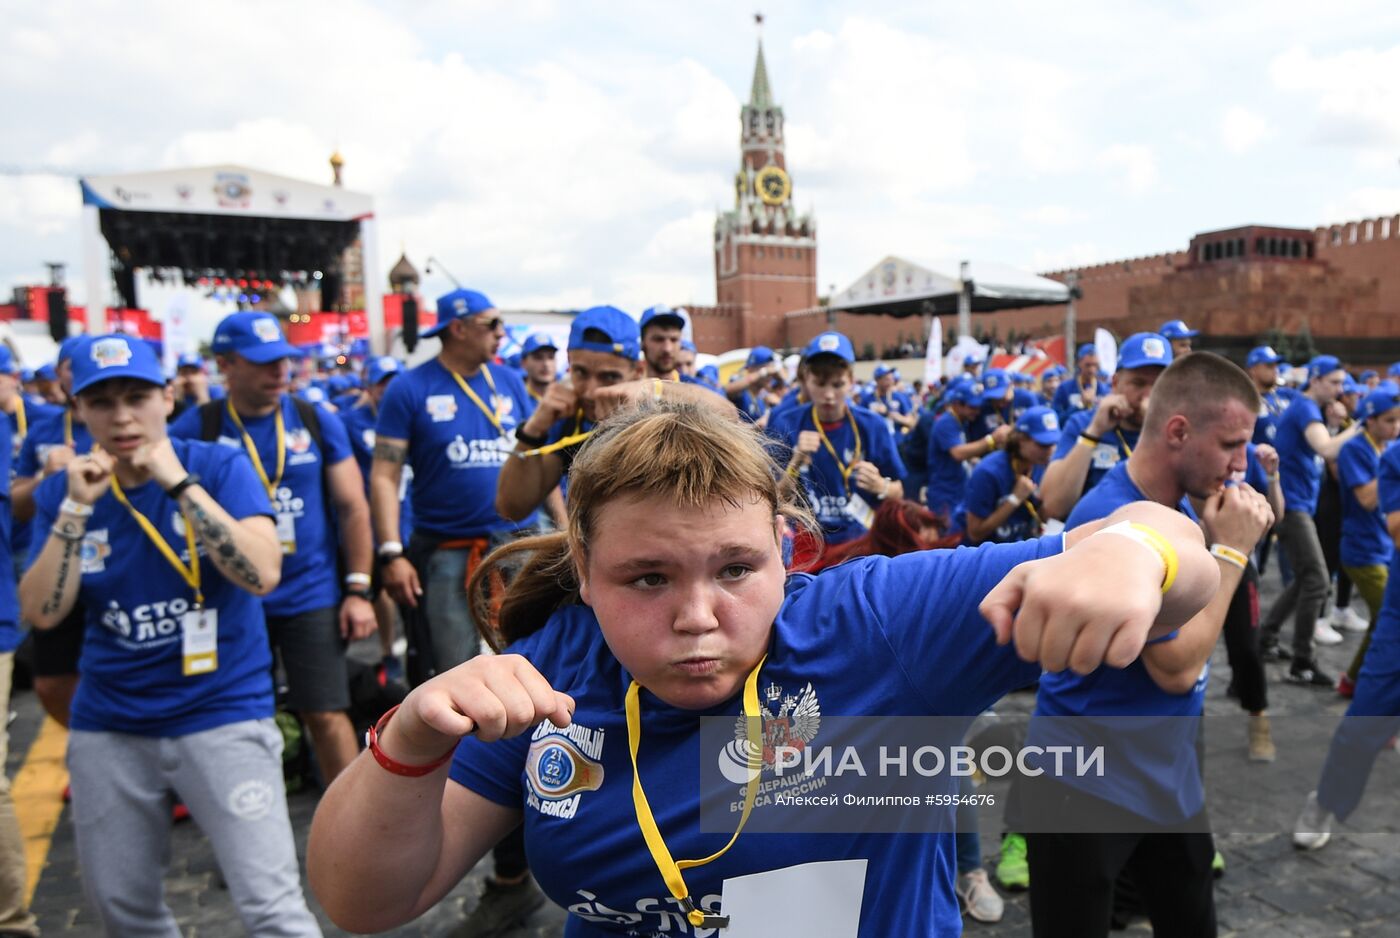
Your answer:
[11,717,68,902]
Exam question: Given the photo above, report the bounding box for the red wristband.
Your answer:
[366,705,457,777]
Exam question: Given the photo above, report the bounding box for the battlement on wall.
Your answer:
[1315,215,1400,248]
[1041,251,1187,280]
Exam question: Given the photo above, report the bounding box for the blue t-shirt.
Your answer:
[8,399,62,559]
[17,406,93,478]
[1052,377,1110,422]
[450,536,1057,938]
[1338,433,1391,568]
[857,390,915,436]
[768,404,907,545]
[1275,395,1326,514]
[30,440,275,736]
[764,388,804,433]
[925,411,971,515]
[1035,461,1205,823]
[340,402,414,544]
[0,418,19,652]
[169,395,355,617]
[900,410,937,474]
[375,359,539,539]
[957,450,1045,544]
[1253,387,1295,445]
[968,402,1012,444]
[1050,408,1138,501]
[1370,447,1400,657]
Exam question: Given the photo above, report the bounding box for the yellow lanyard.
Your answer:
[14,397,26,441]
[627,656,765,930]
[1115,428,1134,458]
[812,408,863,492]
[63,409,73,448]
[1011,458,1044,529]
[527,385,544,403]
[450,365,506,437]
[1364,430,1383,456]
[110,476,203,607]
[226,400,285,501]
[518,410,593,458]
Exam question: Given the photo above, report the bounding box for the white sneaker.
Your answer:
[1314,620,1345,645]
[1292,791,1333,850]
[958,868,1005,923]
[1331,606,1369,633]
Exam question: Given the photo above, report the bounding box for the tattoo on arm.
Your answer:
[373,441,407,465]
[184,495,263,590]
[41,538,79,616]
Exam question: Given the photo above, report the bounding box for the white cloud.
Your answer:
[1320,188,1400,224]
[1270,44,1400,152]
[1096,144,1158,194]
[1220,106,1270,154]
[1022,205,1090,226]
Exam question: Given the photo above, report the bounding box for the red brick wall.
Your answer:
[1315,216,1400,314]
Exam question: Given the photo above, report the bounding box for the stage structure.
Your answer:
[78,164,383,357]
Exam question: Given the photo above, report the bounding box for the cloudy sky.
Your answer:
[4,0,1400,318]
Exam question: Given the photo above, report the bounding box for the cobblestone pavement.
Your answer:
[17,561,1399,936]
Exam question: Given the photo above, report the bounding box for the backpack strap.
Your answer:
[198,400,224,442]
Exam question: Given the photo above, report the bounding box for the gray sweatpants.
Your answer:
[1260,509,1329,661]
[67,718,322,938]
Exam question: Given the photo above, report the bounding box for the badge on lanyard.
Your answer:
[182,607,219,676]
[844,494,875,530]
[276,510,297,554]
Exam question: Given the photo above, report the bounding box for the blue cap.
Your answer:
[873,364,896,379]
[1076,343,1096,361]
[367,355,402,385]
[1343,375,1362,396]
[20,368,34,383]
[212,312,298,364]
[1388,363,1400,379]
[57,335,92,366]
[1308,355,1343,381]
[1362,370,1378,381]
[948,380,984,408]
[746,345,775,368]
[639,305,687,334]
[981,369,1013,397]
[698,363,720,384]
[803,331,856,364]
[1246,345,1283,367]
[1016,406,1062,445]
[1160,319,1200,339]
[71,334,166,396]
[520,333,558,357]
[681,339,697,354]
[176,352,205,370]
[569,306,641,361]
[1119,332,1173,370]
[1043,364,1067,379]
[1357,388,1400,421]
[300,385,327,404]
[35,364,57,382]
[0,347,18,377]
[1012,372,1032,386]
[963,354,980,367]
[426,289,495,338]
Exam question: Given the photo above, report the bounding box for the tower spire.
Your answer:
[749,13,773,109]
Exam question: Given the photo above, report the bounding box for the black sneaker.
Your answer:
[1287,661,1334,687]
[1260,640,1292,662]
[454,876,546,938]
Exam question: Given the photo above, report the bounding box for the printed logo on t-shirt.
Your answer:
[286,427,318,466]
[524,719,606,820]
[426,395,457,422]
[80,528,111,573]
[445,433,514,468]
[99,595,196,651]
[717,681,822,809]
[361,428,375,450]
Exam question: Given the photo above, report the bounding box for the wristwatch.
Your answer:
[343,584,373,601]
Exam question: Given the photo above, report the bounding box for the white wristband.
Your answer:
[1003,494,1022,508]
[377,540,404,558]
[1209,543,1249,570]
[344,572,372,587]
[60,498,93,517]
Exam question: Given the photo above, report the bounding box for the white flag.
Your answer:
[1095,328,1118,376]
[923,318,943,385]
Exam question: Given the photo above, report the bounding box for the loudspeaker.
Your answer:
[46,289,68,344]
[402,295,419,354]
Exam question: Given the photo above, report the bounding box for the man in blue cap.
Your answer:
[1160,319,1200,358]
[969,369,1018,441]
[518,332,559,403]
[925,376,1010,519]
[1042,332,1172,520]
[678,338,698,377]
[1039,364,1065,403]
[725,345,785,423]
[170,351,224,421]
[638,305,687,381]
[371,289,553,929]
[12,334,97,728]
[768,331,906,552]
[1261,355,1364,684]
[32,363,62,406]
[1245,345,1294,445]
[1361,369,1381,391]
[170,311,376,786]
[1052,343,1109,422]
[859,364,917,435]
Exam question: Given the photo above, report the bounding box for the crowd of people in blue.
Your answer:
[0,291,1394,938]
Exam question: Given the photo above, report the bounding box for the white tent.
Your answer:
[832,255,1070,316]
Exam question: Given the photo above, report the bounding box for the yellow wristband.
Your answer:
[1094,520,1179,594]
[1209,543,1249,570]
[986,435,997,453]
[1078,434,1100,449]
[652,378,664,403]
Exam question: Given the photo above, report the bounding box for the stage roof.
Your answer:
[79,164,373,223]
[831,255,1070,317]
